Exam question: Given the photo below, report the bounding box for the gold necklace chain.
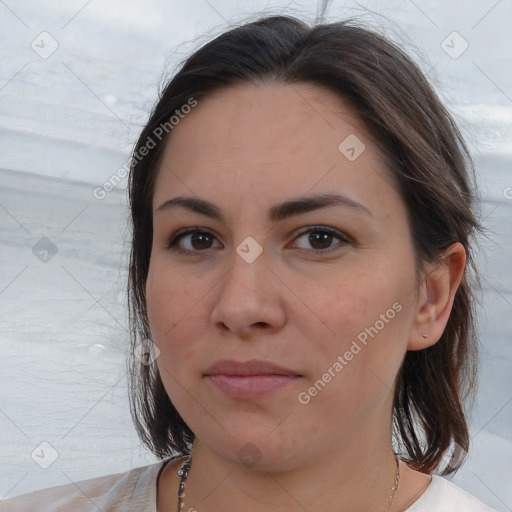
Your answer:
[176,454,400,512]
[386,456,400,511]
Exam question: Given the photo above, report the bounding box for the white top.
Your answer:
[0,458,498,511]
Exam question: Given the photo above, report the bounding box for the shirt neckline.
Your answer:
[153,459,438,511]
[402,473,435,510]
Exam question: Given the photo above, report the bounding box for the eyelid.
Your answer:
[167,227,222,252]
[293,225,351,242]
[167,225,351,254]
[290,226,352,251]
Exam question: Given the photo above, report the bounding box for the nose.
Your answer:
[210,251,286,339]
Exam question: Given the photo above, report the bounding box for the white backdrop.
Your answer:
[0,1,511,510]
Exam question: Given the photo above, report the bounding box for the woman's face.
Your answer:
[146,82,421,469]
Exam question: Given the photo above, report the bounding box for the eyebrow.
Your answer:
[154,193,372,222]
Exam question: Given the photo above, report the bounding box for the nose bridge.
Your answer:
[210,244,285,334]
[222,243,269,305]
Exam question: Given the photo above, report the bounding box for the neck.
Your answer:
[180,431,399,512]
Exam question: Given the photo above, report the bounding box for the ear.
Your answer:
[408,242,466,350]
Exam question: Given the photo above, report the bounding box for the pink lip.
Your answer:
[204,359,302,398]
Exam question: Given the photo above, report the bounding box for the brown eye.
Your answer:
[308,231,333,250]
[167,229,221,254]
[189,232,214,250]
[293,227,350,252]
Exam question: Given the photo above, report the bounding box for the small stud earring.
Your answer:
[421,333,428,339]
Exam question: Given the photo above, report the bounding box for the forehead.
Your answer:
[163,81,364,156]
[152,81,397,213]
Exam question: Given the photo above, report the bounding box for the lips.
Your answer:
[204,359,301,377]
[204,359,302,398]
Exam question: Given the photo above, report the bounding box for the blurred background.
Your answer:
[0,1,510,509]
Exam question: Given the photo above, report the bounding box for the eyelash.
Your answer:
[166,226,351,255]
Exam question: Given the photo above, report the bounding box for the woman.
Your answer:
[1,14,498,512]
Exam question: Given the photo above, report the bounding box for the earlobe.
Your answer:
[408,242,466,351]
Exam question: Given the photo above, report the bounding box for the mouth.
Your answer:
[204,359,302,398]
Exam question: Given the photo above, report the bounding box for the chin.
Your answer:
[195,424,303,472]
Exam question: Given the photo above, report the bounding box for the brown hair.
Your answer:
[127,14,481,474]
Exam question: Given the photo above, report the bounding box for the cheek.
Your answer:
[296,265,413,385]
[292,287,410,434]
[145,258,210,376]
[146,252,204,328]
[146,260,187,349]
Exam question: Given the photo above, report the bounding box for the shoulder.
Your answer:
[405,474,498,512]
[0,458,172,512]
